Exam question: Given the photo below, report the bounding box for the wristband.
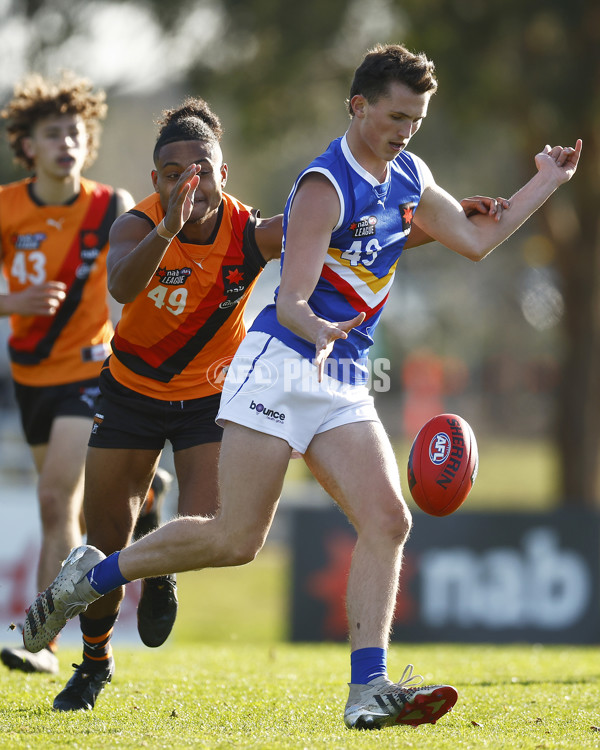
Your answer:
[156,218,177,241]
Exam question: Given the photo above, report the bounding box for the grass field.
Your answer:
[0,438,587,748]
[1,641,599,749]
[2,544,599,748]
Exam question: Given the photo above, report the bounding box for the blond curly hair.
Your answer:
[1,71,107,171]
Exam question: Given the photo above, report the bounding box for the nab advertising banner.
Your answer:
[290,509,600,643]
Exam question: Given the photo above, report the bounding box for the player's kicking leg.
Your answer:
[23,425,290,649]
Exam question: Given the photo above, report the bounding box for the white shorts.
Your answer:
[216,332,380,456]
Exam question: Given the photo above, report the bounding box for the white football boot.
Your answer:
[23,545,105,653]
[344,664,458,730]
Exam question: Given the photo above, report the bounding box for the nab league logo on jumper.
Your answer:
[13,232,46,250]
[222,266,246,295]
[429,432,451,464]
[349,216,377,238]
[399,202,417,233]
[155,266,192,285]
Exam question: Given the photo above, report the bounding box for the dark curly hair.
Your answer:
[348,44,438,116]
[153,96,223,165]
[0,71,107,171]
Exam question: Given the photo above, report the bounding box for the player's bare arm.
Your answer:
[254,213,284,261]
[413,140,582,261]
[107,164,201,303]
[276,173,365,380]
[405,196,510,249]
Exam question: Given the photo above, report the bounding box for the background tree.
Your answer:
[1,0,598,505]
[399,0,600,506]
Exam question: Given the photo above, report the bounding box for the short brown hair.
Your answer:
[348,44,438,116]
[1,71,107,171]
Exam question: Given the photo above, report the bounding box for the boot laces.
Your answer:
[385,664,424,697]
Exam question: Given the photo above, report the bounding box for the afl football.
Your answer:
[407,413,478,516]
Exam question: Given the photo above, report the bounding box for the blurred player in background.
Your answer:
[0,72,172,676]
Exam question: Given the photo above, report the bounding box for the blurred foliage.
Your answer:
[1,0,599,503]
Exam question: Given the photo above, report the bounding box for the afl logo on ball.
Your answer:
[429,432,451,464]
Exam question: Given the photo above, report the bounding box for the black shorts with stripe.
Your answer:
[13,378,100,446]
[89,368,223,452]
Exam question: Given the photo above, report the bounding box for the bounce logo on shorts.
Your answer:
[207,356,279,394]
[249,400,285,423]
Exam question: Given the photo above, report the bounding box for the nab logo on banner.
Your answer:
[290,509,600,644]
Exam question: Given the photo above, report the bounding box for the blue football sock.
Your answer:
[351,647,388,684]
[86,551,129,595]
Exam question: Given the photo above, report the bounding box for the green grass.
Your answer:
[173,543,288,643]
[1,642,599,748]
[0,439,575,747]
[1,546,599,748]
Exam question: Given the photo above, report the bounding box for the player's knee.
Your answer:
[390,501,412,543]
[365,498,412,545]
[216,526,265,566]
[38,487,71,530]
[224,539,263,567]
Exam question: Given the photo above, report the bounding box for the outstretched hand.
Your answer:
[535,139,582,185]
[314,312,366,382]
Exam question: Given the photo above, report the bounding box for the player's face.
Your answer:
[353,81,430,162]
[22,114,88,179]
[152,140,227,226]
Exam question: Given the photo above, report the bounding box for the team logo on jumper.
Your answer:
[12,232,46,250]
[81,230,100,249]
[399,202,417,233]
[222,266,246,295]
[349,216,377,238]
[429,432,451,464]
[155,266,192,285]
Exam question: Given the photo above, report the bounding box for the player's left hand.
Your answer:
[314,312,366,382]
[461,196,510,223]
[535,139,582,185]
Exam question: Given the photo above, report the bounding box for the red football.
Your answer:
[407,413,478,516]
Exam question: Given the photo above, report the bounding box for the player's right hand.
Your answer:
[535,139,582,185]
[13,281,67,316]
[163,163,202,234]
[314,312,366,382]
